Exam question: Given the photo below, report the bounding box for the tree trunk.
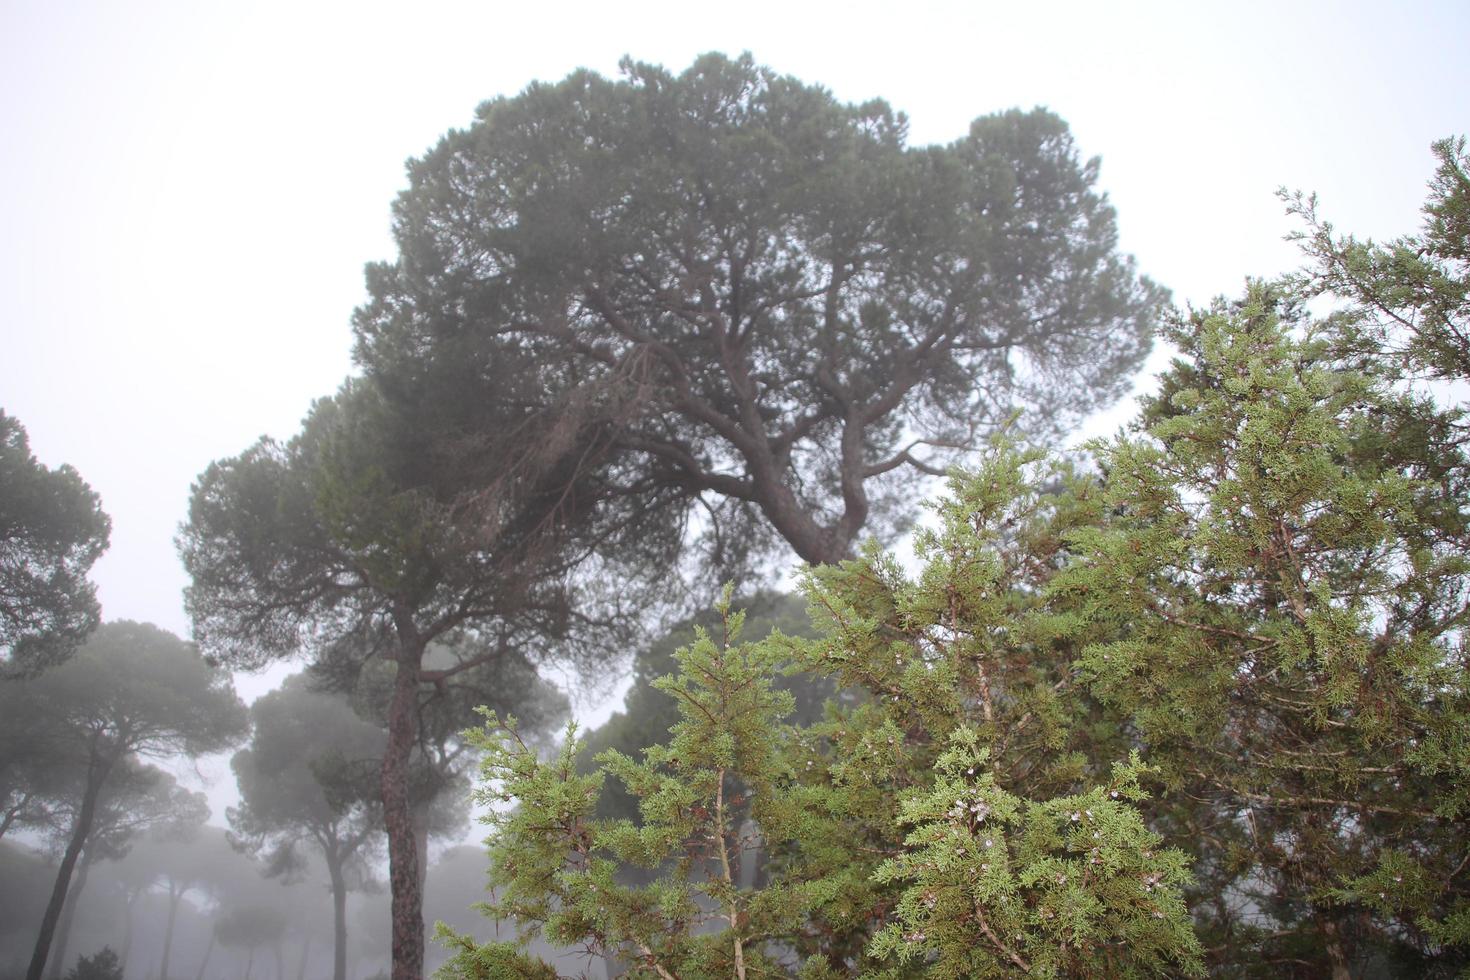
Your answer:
[273,943,284,980]
[47,846,94,980]
[293,936,311,980]
[411,801,430,897]
[382,635,427,980]
[192,933,214,980]
[328,854,349,980]
[751,473,854,566]
[243,947,254,980]
[159,880,184,980]
[120,884,142,977]
[26,747,113,980]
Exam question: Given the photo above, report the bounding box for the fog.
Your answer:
[1,835,602,980]
[3,2,1467,979]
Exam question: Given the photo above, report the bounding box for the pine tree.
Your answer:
[445,459,1202,978]
[1059,283,1469,974]
[441,136,1469,977]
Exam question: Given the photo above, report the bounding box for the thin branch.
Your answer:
[974,903,1030,972]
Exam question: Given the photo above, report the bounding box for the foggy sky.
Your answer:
[2,0,1466,825]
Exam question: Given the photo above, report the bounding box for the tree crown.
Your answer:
[354,52,1165,566]
[0,410,111,677]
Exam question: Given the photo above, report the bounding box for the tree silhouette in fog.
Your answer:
[10,622,246,980]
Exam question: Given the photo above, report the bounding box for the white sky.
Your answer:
[2,0,1466,820]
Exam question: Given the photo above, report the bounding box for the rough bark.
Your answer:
[411,801,430,897]
[381,632,426,980]
[751,478,854,566]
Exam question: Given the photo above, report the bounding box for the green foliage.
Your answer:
[356,52,1164,568]
[1287,136,1470,384]
[0,410,110,678]
[445,468,1203,977]
[868,739,1196,979]
[1052,224,1470,967]
[432,926,559,980]
[576,592,828,824]
[437,137,1470,977]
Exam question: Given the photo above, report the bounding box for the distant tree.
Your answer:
[355,53,1165,571]
[1,841,55,976]
[12,621,248,980]
[181,377,669,980]
[0,410,110,678]
[43,762,208,980]
[229,674,386,980]
[139,822,236,980]
[99,835,166,978]
[99,824,281,980]
[214,905,287,980]
[61,947,121,980]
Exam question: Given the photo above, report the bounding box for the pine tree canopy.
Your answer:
[441,137,1469,978]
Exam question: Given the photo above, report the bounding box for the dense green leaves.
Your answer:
[356,53,1164,567]
[435,135,1469,976]
[575,592,826,824]
[0,411,110,678]
[870,738,1197,978]
[448,466,1202,978]
[1052,279,1470,972]
[1288,137,1470,384]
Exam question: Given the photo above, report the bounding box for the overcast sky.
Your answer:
[2,0,1466,819]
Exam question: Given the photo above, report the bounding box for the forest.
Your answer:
[3,52,1468,980]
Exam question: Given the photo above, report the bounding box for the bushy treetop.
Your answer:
[0,411,110,678]
[355,52,1165,567]
[439,135,1470,976]
[446,459,1203,978]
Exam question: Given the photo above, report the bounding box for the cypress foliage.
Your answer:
[442,137,1468,977]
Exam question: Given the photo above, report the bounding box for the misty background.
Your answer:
[3,1,1467,978]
